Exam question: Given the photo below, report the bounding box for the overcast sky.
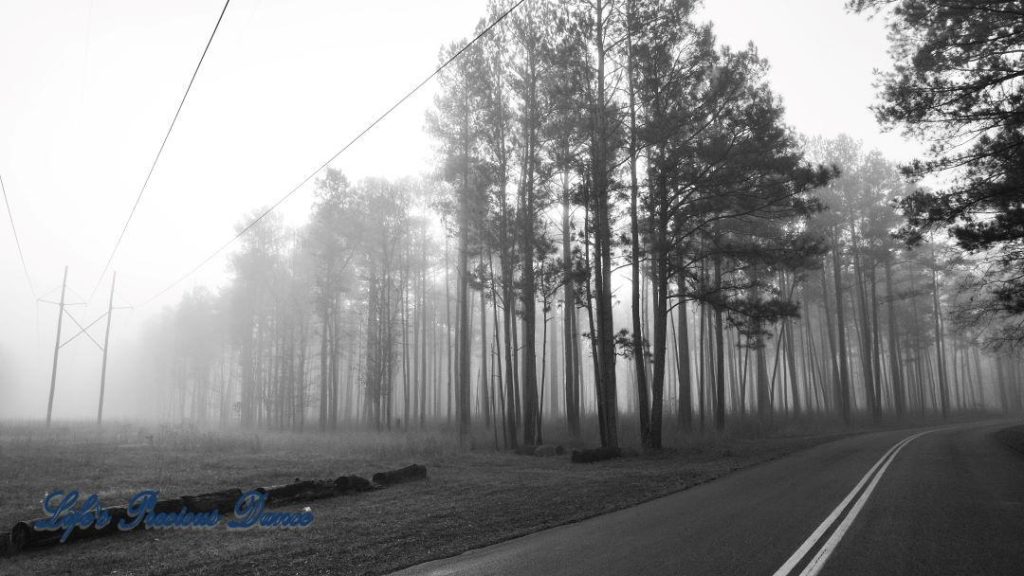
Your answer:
[0,0,919,418]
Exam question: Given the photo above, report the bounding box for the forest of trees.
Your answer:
[134,0,1024,449]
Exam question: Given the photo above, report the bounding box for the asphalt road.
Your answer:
[391,421,1024,576]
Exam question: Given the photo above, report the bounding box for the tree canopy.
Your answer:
[850,0,1024,344]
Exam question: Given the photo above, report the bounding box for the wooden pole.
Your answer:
[97,272,116,426]
[46,265,68,427]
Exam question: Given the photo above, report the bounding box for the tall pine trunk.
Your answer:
[562,180,582,437]
[832,231,852,424]
[590,0,618,448]
[885,259,905,418]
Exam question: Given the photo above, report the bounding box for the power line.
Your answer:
[0,172,37,299]
[141,0,529,307]
[90,0,232,301]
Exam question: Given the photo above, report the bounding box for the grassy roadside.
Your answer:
[993,424,1024,456]
[0,415,995,575]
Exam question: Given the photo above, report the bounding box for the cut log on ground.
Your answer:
[334,475,373,493]
[372,464,427,486]
[182,488,242,514]
[153,498,185,515]
[10,501,169,554]
[258,480,337,504]
[571,447,622,463]
[7,508,129,552]
[6,470,389,556]
[9,519,61,552]
[100,507,131,534]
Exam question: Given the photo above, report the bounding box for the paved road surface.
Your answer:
[391,421,1024,576]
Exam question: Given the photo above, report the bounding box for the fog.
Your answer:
[0,0,918,421]
[4,2,1024,573]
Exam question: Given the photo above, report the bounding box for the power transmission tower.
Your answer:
[41,267,124,427]
[45,265,68,427]
[97,272,116,426]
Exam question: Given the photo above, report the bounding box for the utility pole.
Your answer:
[97,272,116,427]
[46,265,68,427]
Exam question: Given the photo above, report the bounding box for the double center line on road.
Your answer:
[772,430,936,576]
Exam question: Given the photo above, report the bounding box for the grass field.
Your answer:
[0,416,966,575]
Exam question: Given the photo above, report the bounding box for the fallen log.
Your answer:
[8,509,128,552]
[97,506,130,534]
[334,475,373,493]
[153,498,185,515]
[371,464,427,486]
[181,488,242,514]
[259,480,315,502]
[10,519,62,552]
[5,469,389,556]
[9,502,145,553]
[571,446,622,464]
[257,480,336,504]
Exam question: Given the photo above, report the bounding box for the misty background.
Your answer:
[0,0,919,420]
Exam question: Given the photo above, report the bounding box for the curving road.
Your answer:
[391,421,1024,576]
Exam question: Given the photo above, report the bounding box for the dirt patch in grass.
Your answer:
[0,423,843,576]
